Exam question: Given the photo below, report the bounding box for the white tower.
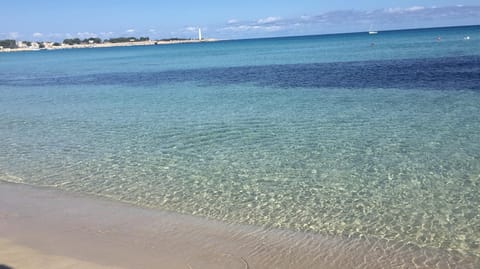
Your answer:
[198,28,202,41]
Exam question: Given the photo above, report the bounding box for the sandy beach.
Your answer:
[1,181,477,269]
[0,238,120,269]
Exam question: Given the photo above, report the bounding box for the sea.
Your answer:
[1,25,479,266]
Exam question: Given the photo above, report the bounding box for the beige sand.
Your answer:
[0,181,477,269]
[0,238,121,269]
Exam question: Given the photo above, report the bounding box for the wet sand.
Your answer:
[0,181,478,269]
[0,238,121,269]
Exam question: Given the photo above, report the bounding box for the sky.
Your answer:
[1,1,479,41]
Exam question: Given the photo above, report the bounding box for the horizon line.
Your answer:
[1,24,478,45]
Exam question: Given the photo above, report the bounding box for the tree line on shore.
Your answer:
[0,39,19,49]
[63,37,150,45]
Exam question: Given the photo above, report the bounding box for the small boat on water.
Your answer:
[368,25,378,35]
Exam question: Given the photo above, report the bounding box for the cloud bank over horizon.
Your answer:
[1,5,479,41]
[217,5,480,38]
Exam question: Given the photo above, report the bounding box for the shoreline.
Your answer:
[0,39,217,53]
[1,181,478,269]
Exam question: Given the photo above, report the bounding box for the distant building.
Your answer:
[43,42,54,49]
[16,41,28,48]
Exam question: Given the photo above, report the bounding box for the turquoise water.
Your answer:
[1,25,480,260]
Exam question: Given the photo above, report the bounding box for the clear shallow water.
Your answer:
[1,25,480,261]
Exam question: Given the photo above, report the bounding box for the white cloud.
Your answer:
[385,6,425,14]
[100,31,114,37]
[257,16,281,24]
[221,24,285,33]
[263,26,283,32]
[219,15,287,34]
[77,32,98,38]
[222,25,259,32]
[406,6,425,12]
[185,26,197,32]
[47,33,64,39]
[126,29,135,33]
[6,32,20,39]
[173,26,201,37]
[384,8,403,14]
[32,32,43,38]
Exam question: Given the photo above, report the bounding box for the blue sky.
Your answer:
[1,1,479,41]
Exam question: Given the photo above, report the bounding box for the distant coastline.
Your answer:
[0,38,217,53]
[1,24,477,53]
